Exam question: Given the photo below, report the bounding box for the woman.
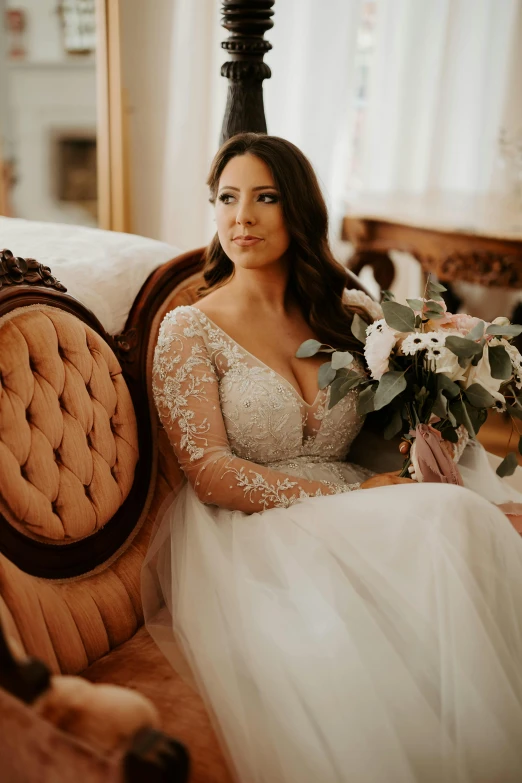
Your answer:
[143,133,522,782]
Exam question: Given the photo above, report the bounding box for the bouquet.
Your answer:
[297,278,522,483]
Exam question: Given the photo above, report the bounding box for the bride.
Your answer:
[143,133,522,782]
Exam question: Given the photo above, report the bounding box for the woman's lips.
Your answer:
[232,237,263,247]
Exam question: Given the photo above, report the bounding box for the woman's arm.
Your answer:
[153,309,359,513]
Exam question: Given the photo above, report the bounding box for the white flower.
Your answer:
[401,332,428,355]
[492,316,510,327]
[364,319,397,380]
[464,344,504,402]
[343,289,384,322]
[424,345,467,382]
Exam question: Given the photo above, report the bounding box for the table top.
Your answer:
[343,191,522,242]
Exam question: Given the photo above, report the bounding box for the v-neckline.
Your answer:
[188,306,325,409]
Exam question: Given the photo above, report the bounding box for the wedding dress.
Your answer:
[142,304,522,783]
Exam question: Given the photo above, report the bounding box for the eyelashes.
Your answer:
[218,193,280,204]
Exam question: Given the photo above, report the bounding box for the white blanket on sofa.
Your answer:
[0,217,181,334]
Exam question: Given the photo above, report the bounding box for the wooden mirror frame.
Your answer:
[95,0,130,232]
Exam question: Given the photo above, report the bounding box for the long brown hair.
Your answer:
[200,133,367,351]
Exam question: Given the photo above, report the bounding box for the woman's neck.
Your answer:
[224,261,293,316]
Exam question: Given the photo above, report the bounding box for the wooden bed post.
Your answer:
[220,0,275,144]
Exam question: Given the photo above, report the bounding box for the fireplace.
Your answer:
[52,130,97,220]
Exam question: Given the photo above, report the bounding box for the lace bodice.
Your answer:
[153,305,366,512]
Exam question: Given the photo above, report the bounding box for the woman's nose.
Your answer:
[235,201,256,226]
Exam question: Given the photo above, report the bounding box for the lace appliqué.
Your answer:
[153,312,217,461]
[225,466,358,509]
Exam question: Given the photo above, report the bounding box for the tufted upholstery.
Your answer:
[0,305,138,542]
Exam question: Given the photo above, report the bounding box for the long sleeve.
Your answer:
[152,310,356,513]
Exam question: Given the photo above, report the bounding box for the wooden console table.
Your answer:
[342,192,522,290]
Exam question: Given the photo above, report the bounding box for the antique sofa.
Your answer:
[0,211,373,782]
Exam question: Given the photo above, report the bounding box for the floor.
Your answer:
[478,411,522,465]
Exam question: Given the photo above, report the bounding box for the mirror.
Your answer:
[0,0,108,227]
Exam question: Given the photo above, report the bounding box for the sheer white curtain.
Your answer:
[158,0,362,250]
[359,0,519,194]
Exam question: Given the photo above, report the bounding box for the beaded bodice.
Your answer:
[152,305,366,512]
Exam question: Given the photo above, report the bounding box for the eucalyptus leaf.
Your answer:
[440,424,459,444]
[489,345,512,380]
[331,351,354,370]
[486,324,522,337]
[381,290,395,302]
[445,336,484,359]
[450,398,475,437]
[296,339,323,358]
[465,383,497,408]
[384,408,404,439]
[437,374,461,398]
[465,403,487,435]
[351,313,368,345]
[467,320,485,341]
[496,451,518,478]
[406,298,424,311]
[318,361,336,389]
[423,309,444,320]
[425,300,444,314]
[328,373,366,409]
[357,385,376,416]
[427,279,447,293]
[373,371,407,411]
[381,301,415,333]
[432,391,448,418]
[509,405,522,421]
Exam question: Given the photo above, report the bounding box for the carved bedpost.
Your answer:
[220,0,275,145]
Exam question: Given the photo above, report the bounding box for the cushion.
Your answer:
[83,625,233,783]
[0,217,181,334]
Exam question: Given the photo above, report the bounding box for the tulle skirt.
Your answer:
[142,443,522,782]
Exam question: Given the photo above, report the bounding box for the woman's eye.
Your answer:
[218,193,235,204]
[258,193,279,203]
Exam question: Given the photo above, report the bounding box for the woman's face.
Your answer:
[215,154,291,270]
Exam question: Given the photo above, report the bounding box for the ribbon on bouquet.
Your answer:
[410,423,464,486]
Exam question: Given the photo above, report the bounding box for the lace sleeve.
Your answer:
[153,309,357,513]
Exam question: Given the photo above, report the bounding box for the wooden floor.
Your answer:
[478,411,522,464]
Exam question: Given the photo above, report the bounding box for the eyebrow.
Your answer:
[218,185,278,193]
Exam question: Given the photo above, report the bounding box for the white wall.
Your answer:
[6,0,65,62]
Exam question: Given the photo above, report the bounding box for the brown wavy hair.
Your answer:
[200,133,369,351]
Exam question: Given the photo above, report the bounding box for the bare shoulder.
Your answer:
[191,290,237,325]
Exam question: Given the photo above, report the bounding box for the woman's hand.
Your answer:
[360,471,413,490]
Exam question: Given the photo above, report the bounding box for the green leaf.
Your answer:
[465,403,488,435]
[381,301,415,333]
[489,345,512,380]
[445,335,484,359]
[373,371,407,411]
[331,351,354,370]
[465,383,497,408]
[423,309,445,320]
[426,284,445,302]
[351,313,368,345]
[425,300,444,314]
[357,385,376,416]
[383,408,404,439]
[415,314,422,328]
[296,339,323,358]
[486,324,522,337]
[406,298,424,311]
[496,452,518,478]
[328,373,366,409]
[440,424,459,443]
[427,279,447,293]
[318,361,336,389]
[438,374,461,398]
[467,320,485,341]
[509,405,522,421]
[432,390,448,418]
[381,289,395,302]
[450,398,475,437]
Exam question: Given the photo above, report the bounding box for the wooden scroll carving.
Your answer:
[0,248,67,292]
[220,0,275,144]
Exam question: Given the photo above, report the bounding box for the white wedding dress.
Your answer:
[142,304,522,783]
